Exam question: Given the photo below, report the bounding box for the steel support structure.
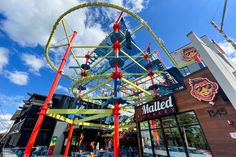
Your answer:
[143,44,162,147]
[23,31,77,157]
[211,20,236,49]
[64,51,90,156]
[64,122,75,157]
[113,99,120,157]
[112,11,123,157]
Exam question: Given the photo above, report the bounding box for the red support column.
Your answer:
[64,123,75,157]
[113,39,121,157]
[144,50,158,96]
[144,45,161,146]
[112,11,123,157]
[113,100,120,157]
[24,31,77,157]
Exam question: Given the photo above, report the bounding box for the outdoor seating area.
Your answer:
[11,146,48,157]
[11,148,24,157]
[71,148,138,157]
[2,148,17,157]
[6,146,138,157]
[31,146,48,157]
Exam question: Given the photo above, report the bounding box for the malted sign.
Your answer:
[135,95,176,121]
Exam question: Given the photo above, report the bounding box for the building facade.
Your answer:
[0,93,74,149]
[135,68,236,157]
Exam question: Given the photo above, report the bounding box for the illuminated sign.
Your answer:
[140,95,176,119]
[189,77,219,102]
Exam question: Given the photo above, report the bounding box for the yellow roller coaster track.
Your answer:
[45,2,178,81]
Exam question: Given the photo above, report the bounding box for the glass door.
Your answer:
[164,128,187,157]
[140,121,154,157]
[161,116,187,157]
[141,130,154,157]
[150,119,168,157]
[139,111,213,157]
[177,112,213,157]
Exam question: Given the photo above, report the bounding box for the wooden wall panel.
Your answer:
[135,68,236,157]
[175,68,236,157]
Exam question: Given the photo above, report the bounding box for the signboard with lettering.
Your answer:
[135,95,176,121]
[207,108,227,117]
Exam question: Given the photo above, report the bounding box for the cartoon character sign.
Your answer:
[182,46,199,62]
[189,77,219,102]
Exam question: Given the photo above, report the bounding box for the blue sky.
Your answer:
[0,0,235,132]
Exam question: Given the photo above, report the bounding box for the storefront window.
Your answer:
[149,119,161,129]
[179,67,190,76]
[140,121,149,130]
[141,130,154,157]
[150,128,168,157]
[164,128,187,157]
[138,111,212,157]
[181,125,212,157]
[177,111,198,125]
[161,116,177,127]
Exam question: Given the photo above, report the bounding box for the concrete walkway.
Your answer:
[2,149,66,157]
[2,148,17,157]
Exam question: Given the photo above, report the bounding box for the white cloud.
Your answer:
[0,47,9,72]
[21,53,47,75]
[0,50,31,85]
[218,41,236,65]
[0,0,80,46]
[218,41,236,57]
[0,94,24,107]
[4,70,29,85]
[0,93,24,132]
[56,84,70,94]
[0,113,13,133]
[0,0,149,78]
[0,0,149,47]
[231,57,236,65]
[126,0,149,13]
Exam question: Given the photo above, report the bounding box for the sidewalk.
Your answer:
[2,148,17,157]
[2,149,66,157]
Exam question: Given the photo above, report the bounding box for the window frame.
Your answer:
[138,110,213,157]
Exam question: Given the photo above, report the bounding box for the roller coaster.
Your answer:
[23,2,186,157]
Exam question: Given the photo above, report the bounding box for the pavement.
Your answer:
[2,148,17,157]
[2,148,70,157]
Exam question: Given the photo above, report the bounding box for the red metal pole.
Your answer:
[113,38,120,157]
[155,50,166,68]
[144,48,157,95]
[112,12,123,157]
[115,11,124,24]
[64,123,75,157]
[24,31,77,157]
[113,100,120,157]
